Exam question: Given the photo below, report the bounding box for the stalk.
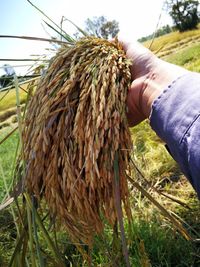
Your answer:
[27,203,37,267]
[113,152,130,267]
[24,193,65,267]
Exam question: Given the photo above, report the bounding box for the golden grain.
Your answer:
[23,37,132,245]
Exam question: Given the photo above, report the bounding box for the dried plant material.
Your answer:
[23,37,132,245]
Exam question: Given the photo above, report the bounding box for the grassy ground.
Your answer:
[0,128,19,200]
[164,43,200,72]
[144,25,200,54]
[0,28,200,266]
[0,84,29,113]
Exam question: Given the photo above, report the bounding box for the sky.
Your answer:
[0,0,172,75]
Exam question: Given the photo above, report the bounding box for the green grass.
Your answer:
[128,218,198,267]
[0,128,19,201]
[0,85,28,113]
[165,43,200,72]
[130,121,179,180]
[0,210,17,266]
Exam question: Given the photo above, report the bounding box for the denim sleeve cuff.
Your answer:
[149,72,200,197]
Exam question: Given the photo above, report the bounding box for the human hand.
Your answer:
[119,39,188,126]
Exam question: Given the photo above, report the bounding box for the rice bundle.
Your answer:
[23,37,132,244]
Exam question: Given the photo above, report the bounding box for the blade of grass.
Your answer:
[0,74,37,207]
[62,17,88,37]
[0,160,20,235]
[0,126,18,145]
[0,88,10,101]
[8,198,31,267]
[0,197,14,210]
[130,158,191,209]
[21,231,29,267]
[0,34,70,44]
[0,64,37,69]
[43,20,74,43]
[148,1,164,50]
[32,197,45,267]
[114,152,131,267]
[170,210,200,238]
[14,75,25,170]
[127,174,192,240]
[24,193,65,267]
[27,0,75,43]
[0,179,24,210]
[0,130,20,205]
[27,203,37,267]
[0,58,47,61]
[0,77,39,92]
[2,132,21,205]
[8,228,26,267]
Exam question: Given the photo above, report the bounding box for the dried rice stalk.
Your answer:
[23,37,132,245]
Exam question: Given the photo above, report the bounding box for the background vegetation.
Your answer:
[165,0,199,32]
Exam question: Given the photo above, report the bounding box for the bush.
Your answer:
[167,0,199,32]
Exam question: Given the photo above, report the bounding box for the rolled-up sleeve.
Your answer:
[150,72,200,197]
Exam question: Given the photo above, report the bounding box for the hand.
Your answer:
[119,39,188,126]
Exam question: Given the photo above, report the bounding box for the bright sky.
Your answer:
[0,0,172,75]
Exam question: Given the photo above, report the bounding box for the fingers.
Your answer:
[126,78,147,126]
[117,36,156,81]
[117,34,160,126]
[127,104,146,127]
[118,33,152,60]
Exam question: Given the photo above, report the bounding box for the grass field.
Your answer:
[144,25,200,53]
[0,27,200,266]
[0,128,19,200]
[0,78,39,113]
[165,43,200,72]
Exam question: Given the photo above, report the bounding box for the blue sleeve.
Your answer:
[150,72,200,198]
